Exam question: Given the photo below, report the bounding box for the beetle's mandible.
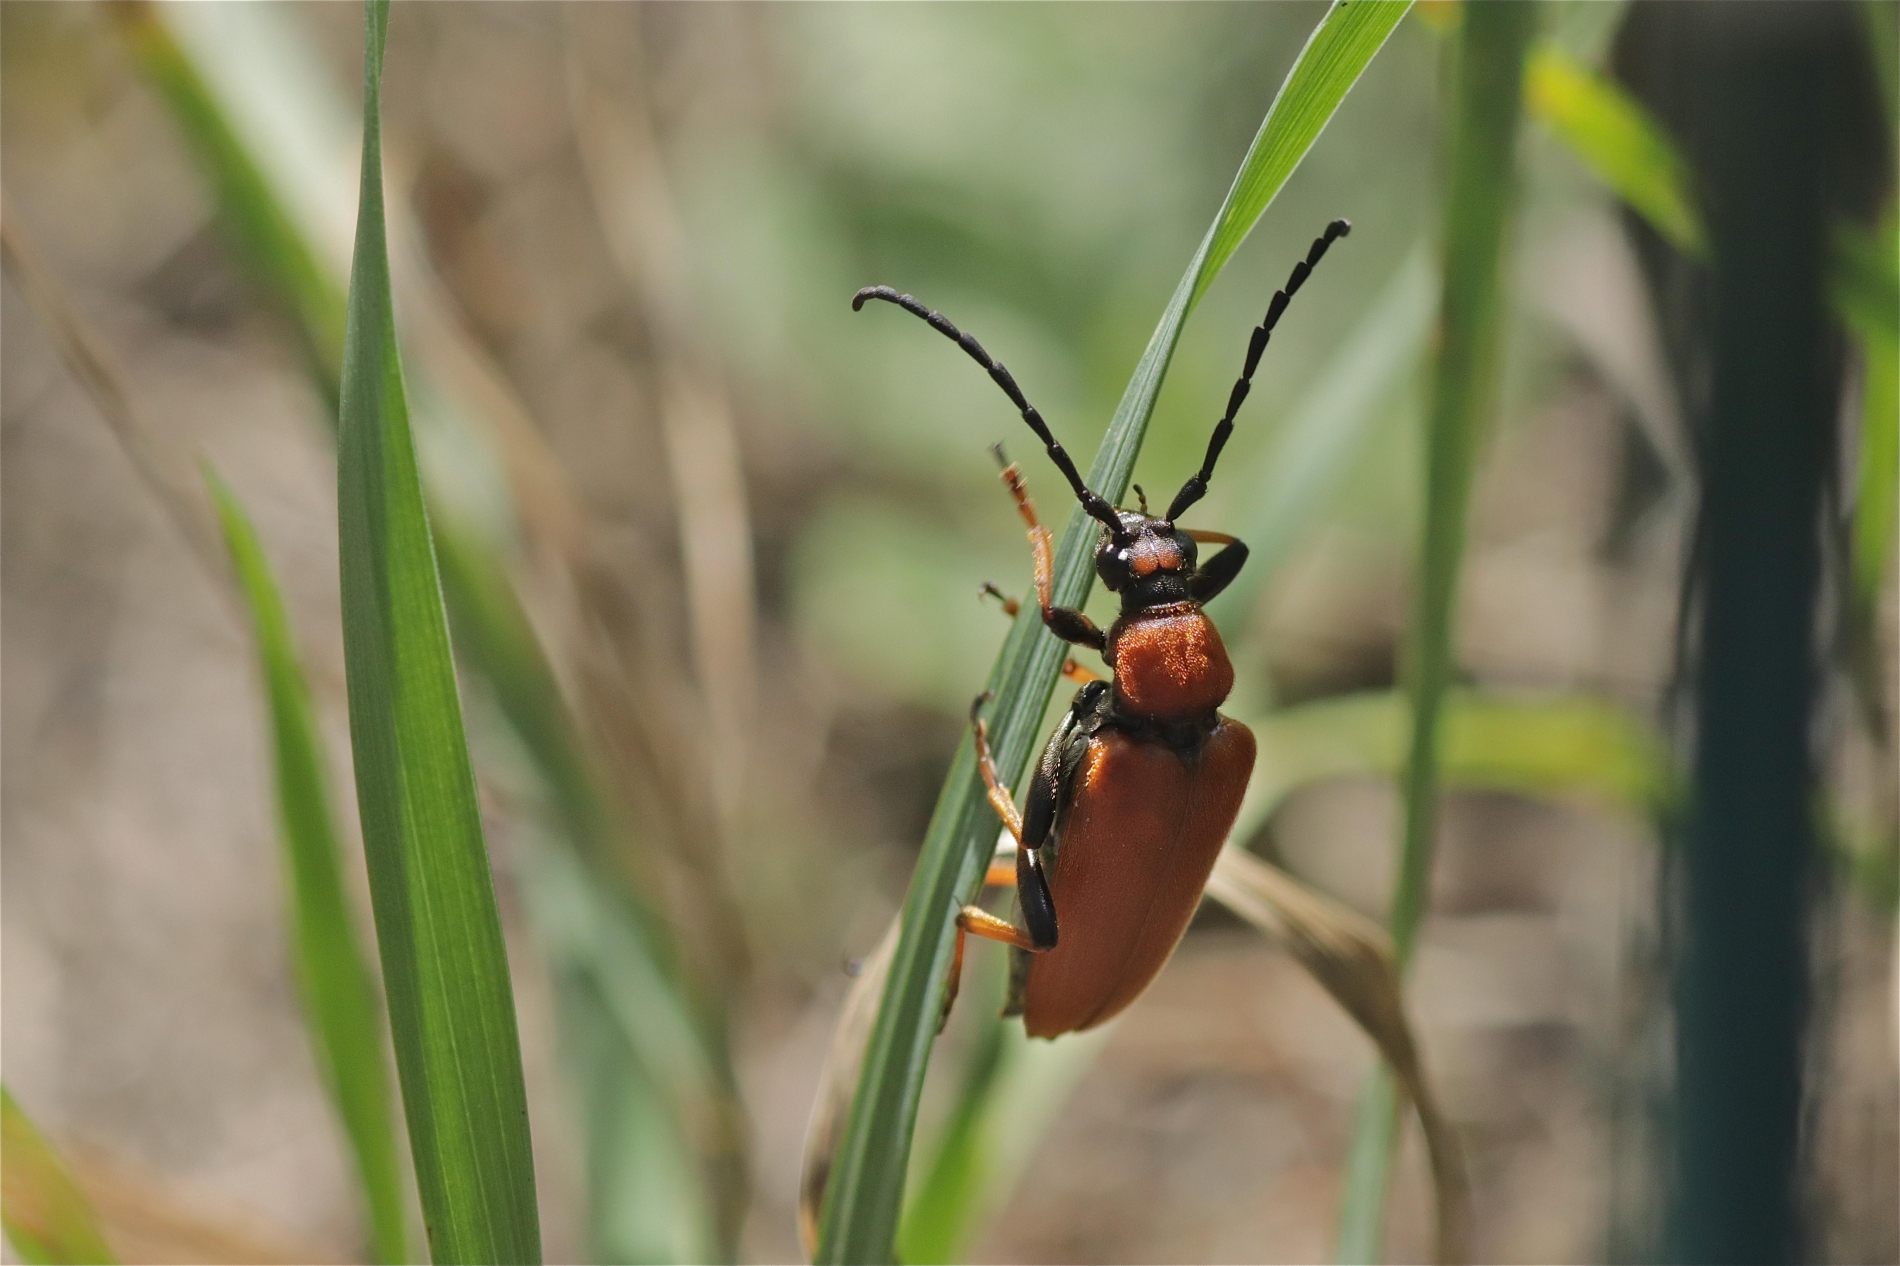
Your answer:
[853,217,1350,1038]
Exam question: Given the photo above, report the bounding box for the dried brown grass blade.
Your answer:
[798,917,902,1262]
[1205,847,1468,1264]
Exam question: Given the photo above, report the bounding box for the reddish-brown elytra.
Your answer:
[853,217,1350,1038]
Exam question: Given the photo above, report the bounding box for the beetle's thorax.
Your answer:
[1106,601,1234,722]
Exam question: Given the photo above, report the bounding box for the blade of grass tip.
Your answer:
[337,4,539,1262]
[814,5,1412,1261]
[1,1089,116,1266]
[1338,6,1538,1261]
[204,469,410,1265]
[1525,42,1708,261]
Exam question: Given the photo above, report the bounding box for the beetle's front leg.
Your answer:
[995,455,1108,653]
[1187,534,1250,603]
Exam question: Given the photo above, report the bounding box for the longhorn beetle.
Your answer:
[853,218,1350,1039]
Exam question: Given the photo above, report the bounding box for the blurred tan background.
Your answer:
[3,3,1893,1263]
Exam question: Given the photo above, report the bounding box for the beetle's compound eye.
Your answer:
[1095,535,1134,592]
[1173,530,1199,570]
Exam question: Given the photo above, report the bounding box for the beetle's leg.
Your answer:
[978,582,1022,618]
[996,455,1107,653]
[1181,528,1238,546]
[979,583,1101,684]
[970,699,1061,949]
[944,694,1064,1030]
[1188,537,1250,603]
[1061,659,1103,684]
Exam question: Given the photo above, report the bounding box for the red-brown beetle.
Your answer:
[853,218,1349,1038]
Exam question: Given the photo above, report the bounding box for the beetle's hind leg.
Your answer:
[941,694,1062,1031]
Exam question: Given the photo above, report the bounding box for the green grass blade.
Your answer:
[124,6,735,1257]
[1245,689,1672,829]
[337,4,539,1261]
[1,1089,116,1265]
[1525,42,1708,260]
[1835,209,1900,652]
[1339,6,1538,1260]
[816,11,1412,1259]
[896,1014,1112,1266]
[205,469,410,1266]
[1193,1,1423,306]
[114,3,347,401]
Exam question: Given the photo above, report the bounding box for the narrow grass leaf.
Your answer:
[129,4,734,1257]
[1525,42,1708,260]
[113,3,347,400]
[1243,689,1672,830]
[205,470,410,1265]
[894,998,1112,1266]
[1195,0,1422,305]
[813,6,1411,1260]
[1835,209,1900,663]
[1,1089,116,1266]
[1340,11,1538,1256]
[337,4,539,1261]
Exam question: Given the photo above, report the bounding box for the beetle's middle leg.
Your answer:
[941,694,1062,1029]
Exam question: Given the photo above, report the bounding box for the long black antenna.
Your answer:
[1166,218,1351,524]
[853,286,1129,543]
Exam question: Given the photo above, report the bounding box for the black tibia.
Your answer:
[1014,844,1057,951]
[853,286,1129,544]
[1167,218,1351,524]
[1188,538,1249,603]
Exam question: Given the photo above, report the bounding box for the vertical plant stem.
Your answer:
[1665,8,1862,1260]
[1336,5,1537,1261]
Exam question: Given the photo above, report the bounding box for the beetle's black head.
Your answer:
[1095,511,1198,612]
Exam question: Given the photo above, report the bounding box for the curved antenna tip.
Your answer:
[1329,218,1352,237]
[852,285,891,312]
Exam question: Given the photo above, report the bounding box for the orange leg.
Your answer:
[941,696,1057,1031]
[996,458,1058,617]
[1181,527,1239,546]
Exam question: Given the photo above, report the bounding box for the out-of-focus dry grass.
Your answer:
[2,4,1892,1264]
